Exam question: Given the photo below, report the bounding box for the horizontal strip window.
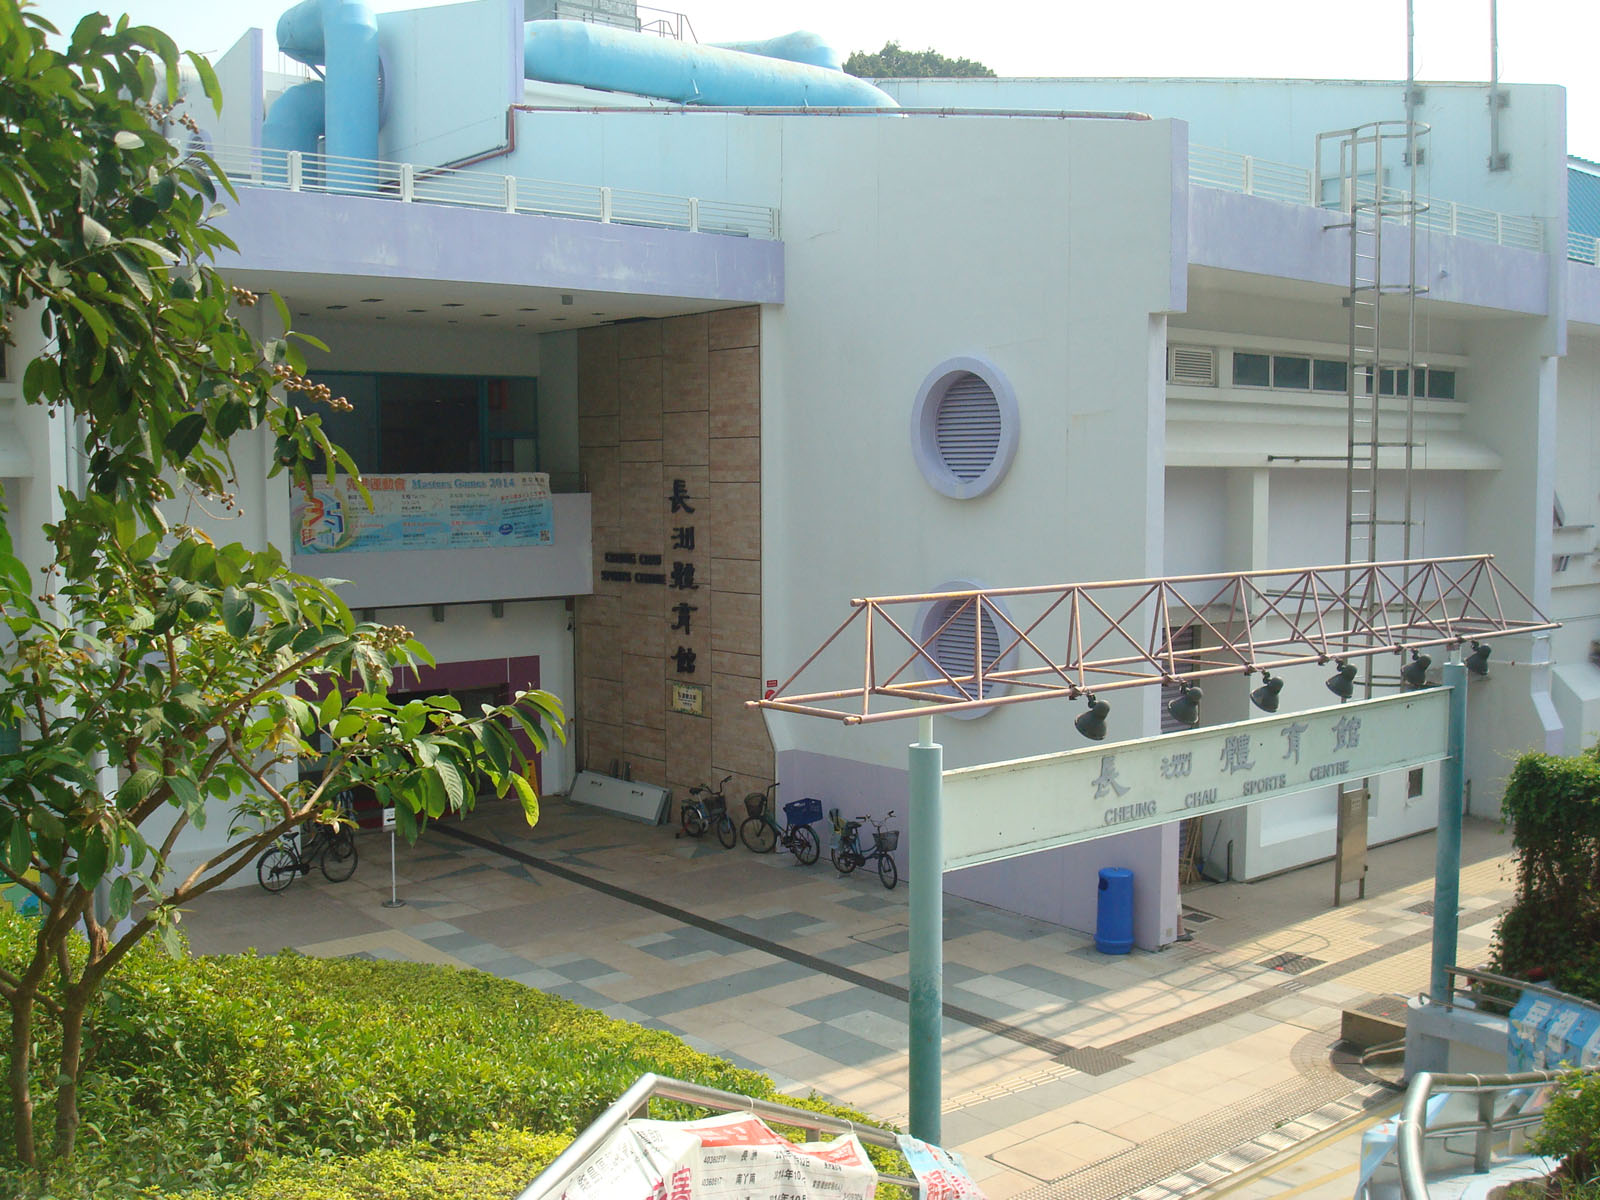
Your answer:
[1231,352,1456,400]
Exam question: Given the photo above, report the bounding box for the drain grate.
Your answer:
[1356,994,1410,1018]
[1056,1045,1134,1076]
[1182,907,1217,925]
[1406,900,1435,916]
[1258,952,1325,975]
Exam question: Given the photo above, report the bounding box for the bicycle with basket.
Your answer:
[739,784,822,865]
[678,775,737,849]
[828,807,899,890]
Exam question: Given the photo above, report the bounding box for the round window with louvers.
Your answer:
[916,585,1016,719]
[910,357,1020,499]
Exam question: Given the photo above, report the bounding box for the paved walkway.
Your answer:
[181,800,1518,1199]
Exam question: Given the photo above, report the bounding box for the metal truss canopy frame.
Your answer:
[753,555,1556,725]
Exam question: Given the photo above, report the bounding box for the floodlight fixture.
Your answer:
[1327,660,1358,700]
[1167,682,1202,728]
[1465,641,1491,678]
[1250,672,1283,713]
[1074,695,1110,741]
[1401,650,1432,690]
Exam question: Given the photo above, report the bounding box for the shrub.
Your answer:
[0,905,904,1197]
[1489,746,1600,1005]
[1534,1070,1600,1196]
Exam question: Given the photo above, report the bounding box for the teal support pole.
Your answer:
[1430,661,1468,1004]
[907,715,943,1143]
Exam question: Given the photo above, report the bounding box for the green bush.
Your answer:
[1490,746,1600,1005]
[0,905,903,1197]
[1534,1070,1600,1194]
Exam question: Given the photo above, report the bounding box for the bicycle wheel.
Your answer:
[716,815,737,849]
[257,846,296,893]
[833,845,858,875]
[682,804,707,838]
[789,824,820,866]
[321,830,358,882]
[741,816,777,854]
[877,852,898,891]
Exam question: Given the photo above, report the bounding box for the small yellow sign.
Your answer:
[670,682,706,716]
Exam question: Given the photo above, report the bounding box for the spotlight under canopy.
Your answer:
[1166,682,1202,728]
[1250,672,1283,713]
[1326,660,1358,701]
[1074,695,1110,741]
[1401,651,1433,690]
[1465,641,1491,678]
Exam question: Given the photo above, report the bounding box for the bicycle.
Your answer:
[257,792,359,892]
[828,808,899,890]
[679,775,737,849]
[738,784,821,865]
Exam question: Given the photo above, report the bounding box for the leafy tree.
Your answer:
[0,0,562,1173]
[843,41,996,79]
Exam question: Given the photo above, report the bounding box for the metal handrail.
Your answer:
[1190,143,1549,256]
[204,144,780,240]
[1443,964,1600,1018]
[517,1072,919,1199]
[1397,1068,1577,1200]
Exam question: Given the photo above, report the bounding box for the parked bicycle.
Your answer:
[828,808,899,890]
[257,792,359,893]
[739,784,821,864]
[680,775,737,849]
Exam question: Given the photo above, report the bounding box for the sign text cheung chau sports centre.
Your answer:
[941,690,1450,870]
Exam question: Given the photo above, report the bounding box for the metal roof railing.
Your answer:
[206,144,780,240]
[1569,227,1600,265]
[1191,143,1548,256]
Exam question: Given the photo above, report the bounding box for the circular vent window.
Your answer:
[916,582,1015,719]
[911,357,1019,499]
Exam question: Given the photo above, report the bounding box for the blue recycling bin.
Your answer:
[1095,867,1134,954]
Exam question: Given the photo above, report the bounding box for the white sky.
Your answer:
[28,0,1600,158]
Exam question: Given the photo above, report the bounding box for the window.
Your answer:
[1232,352,1270,388]
[1272,355,1311,390]
[911,357,1019,500]
[1420,368,1456,400]
[310,372,540,475]
[1379,368,1410,397]
[1407,767,1424,799]
[1312,359,1348,392]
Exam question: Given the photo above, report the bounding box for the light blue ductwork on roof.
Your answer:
[522,20,896,108]
[708,31,841,72]
[264,0,381,180]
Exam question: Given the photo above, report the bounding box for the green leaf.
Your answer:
[109,875,133,921]
[81,212,113,248]
[221,585,254,637]
[113,129,144,149]
[509,772,540,827]
[7,823,31,875]
[76,833,109,888]
[434,758,466,811]
[319,689,343,725]
[479,721,511,777]
[116,768,161,809]
[393,800,418,843]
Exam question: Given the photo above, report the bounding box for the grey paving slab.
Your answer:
[545,956,629,982]
[420,930,483,954]
[637,926,744,960]
[996,962,1109,1001]
[545,980,622,1011]
[791,987,906,1023]
[780,1021,896,1067]
[629,961,815,1018]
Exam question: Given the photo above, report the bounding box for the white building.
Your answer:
[4,0,1597,949]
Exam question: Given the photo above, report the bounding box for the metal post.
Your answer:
[1430,661,1467,1003]
[907,714,943,1143]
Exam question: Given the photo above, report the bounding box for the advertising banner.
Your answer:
[292,473,552,554]
[1508,992,1600,1071]
[561,1111,878,1200]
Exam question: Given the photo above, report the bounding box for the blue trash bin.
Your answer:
[1095,867,1134,954]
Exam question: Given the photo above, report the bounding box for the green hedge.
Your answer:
[1489,745,1600,1003]
[0,906,904,1198]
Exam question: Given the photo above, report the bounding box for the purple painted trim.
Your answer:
[219,187,784,304]
[1569,261,1600,328]
[1190,187,1549,315]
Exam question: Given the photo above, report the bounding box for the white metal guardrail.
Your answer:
[206,144,780,240]
[1191,143,1548,255]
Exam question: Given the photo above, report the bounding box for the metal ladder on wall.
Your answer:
[1317,120,1430,697]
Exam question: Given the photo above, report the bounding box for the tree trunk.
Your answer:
[9,985,37,1168]
[51,984,91,1161]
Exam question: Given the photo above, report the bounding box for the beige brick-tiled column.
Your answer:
[575,308,773,815]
